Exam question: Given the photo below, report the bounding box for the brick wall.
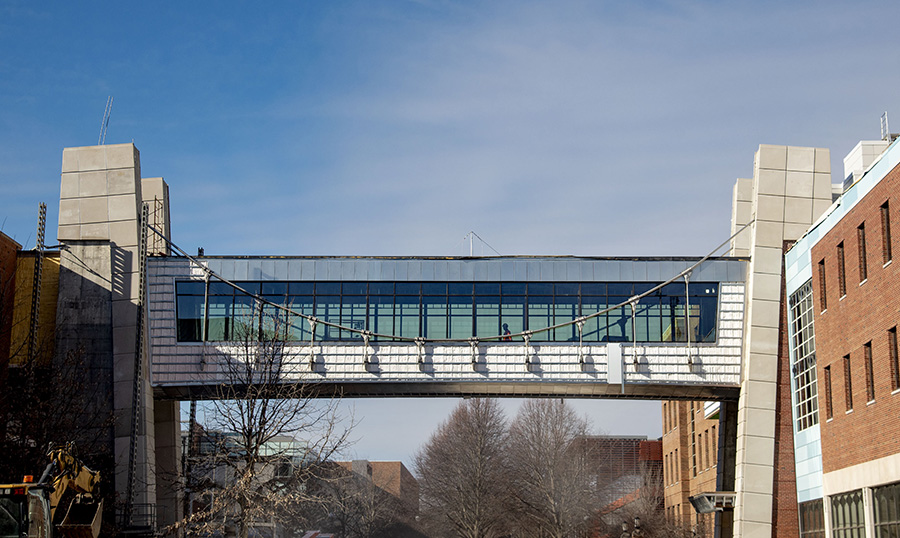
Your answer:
[771,241,799,538]
[812,159,900,474]
[0,232,19,365]
[662,400,720,534]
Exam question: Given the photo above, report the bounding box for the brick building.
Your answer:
[662,401,721,535]
[336,460,420,522]
[785,136,900,537]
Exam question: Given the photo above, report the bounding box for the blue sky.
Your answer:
[3,0,900,463]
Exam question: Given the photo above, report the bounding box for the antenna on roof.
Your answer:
[99,96,113,145]
[460,231,501,256]
[881,112,890,141]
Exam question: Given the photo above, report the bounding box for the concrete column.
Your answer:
[715,401,737,538]
[57,144,158,525]
[732,145,832,537]
[154,400,183,530]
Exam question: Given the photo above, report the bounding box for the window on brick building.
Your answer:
[837,242,847,297]
[818,259,827,311]
[883,201,893,264]
[843,354,853,411]
[858,224,868,282]
[674,448,678,482]
[790,282,819,430]
[864,342,874,402]
[831,490,865,538]
[699,431,705,471]
[799,499,825,538]
[824,366,833,420]
[689,403,697,477]
[890,327,899,392]
[710,425,716,466]
[874,482,900,536]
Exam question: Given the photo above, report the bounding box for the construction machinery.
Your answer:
[0,443,102,538]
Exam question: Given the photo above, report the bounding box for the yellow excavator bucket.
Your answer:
[57,498,103,538]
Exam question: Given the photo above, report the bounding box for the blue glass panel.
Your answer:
[231,292,259,340]
[633,282,655,295]
[176,295,204,341]
[316,282,341,295]
[340,296,367,339]
[500,295,526,340]
[581,283,605,295]
[209,282,234,295]
[234,281,260,295]
[261,282,288,296]
[555,283,579,296]
[289,282,315,295]
[422,282,447,295]
[423,295,447,339]
[448,283,472,296]
[316,295,341,340]
[395,295,420,338]
[369,295,394,340]
[528,283,553,296]
[554,296,579,341]
[527,295,553,341]
[695,296,718,342]
[635,297,663,342]
[581,296,608,341]
[474,295,500,337]
[474,283,500,295]
[286,295,314,341]
[368,282,394,295]
[342,282,367,295]
[501,282,526,295]
[607,283,633,296]
[176,281,206,295]
[448,295,472,338]
[659,283,684,296]
[606,295,632,342]
[395,282,420,295]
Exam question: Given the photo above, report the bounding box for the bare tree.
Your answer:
[178,304,352,538]
[415,398,509,538]
[505,399,598,538]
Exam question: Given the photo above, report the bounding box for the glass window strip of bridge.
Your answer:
[175,280,720,345]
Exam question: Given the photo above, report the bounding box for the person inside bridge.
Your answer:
[502,323,512,341]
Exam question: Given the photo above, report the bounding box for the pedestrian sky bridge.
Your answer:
[147,255,747,401]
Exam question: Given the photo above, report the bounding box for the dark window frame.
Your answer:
[858,223,868,283]
[837,242,847,298]
[882,201,893,265]
[864,341,875,402]
[843,354,853,411]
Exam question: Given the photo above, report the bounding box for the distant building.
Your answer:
[662,401,721,536]
[579,435,664,532]
[335,460,420,525]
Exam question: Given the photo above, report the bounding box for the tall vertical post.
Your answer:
[27,203,46,363]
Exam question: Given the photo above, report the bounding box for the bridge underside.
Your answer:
[153,380,741,401]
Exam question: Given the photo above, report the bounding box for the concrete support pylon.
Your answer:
[730,145,833,537]
[56,144,181,530]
